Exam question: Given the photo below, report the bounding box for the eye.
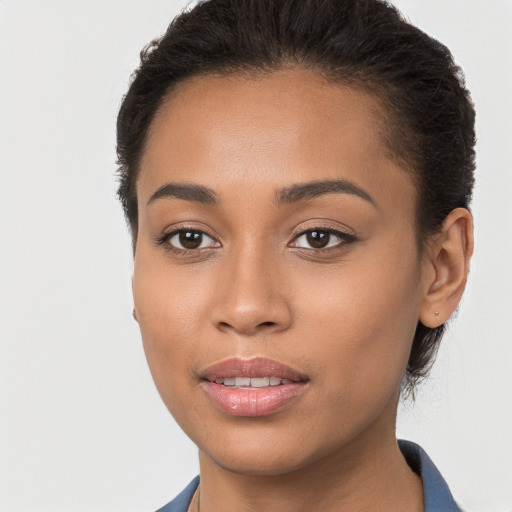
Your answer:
[164,229,219,251]
[290,229,353,250]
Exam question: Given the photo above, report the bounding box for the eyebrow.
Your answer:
[146,178,376,209]
[276,179,377,208]
[147,182,218,207]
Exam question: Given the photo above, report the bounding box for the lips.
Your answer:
[200,357,309,417]
[214,376,292,387]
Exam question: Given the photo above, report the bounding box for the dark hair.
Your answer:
[116,0,476,395]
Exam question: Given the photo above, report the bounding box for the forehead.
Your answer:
[138,69,415,212]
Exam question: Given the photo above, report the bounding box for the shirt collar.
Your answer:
[399,439,462,511]
[159,442,462,511]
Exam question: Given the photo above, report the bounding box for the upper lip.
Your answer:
[200,357,309,382]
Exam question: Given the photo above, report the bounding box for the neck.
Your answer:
[196,419,423,512]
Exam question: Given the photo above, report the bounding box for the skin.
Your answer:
[132,69,473,512]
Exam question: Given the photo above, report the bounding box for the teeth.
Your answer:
[214,376,292,387]
[250,377,270,388]
[269,376,282,386]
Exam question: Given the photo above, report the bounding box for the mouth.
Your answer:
[200,357,309,417]
[213,376,294,388]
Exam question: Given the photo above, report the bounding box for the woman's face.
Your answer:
[133,70,430,475]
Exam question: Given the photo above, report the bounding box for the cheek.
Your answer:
[291,243,422,404]
[133,245,214,331]
[132,253,214,408]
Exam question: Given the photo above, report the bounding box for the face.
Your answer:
[133,69,429,475]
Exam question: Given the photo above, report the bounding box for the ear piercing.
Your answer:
[434,311,440,320]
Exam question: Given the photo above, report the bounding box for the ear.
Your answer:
[419,208,474,328]
[132,277,139,323]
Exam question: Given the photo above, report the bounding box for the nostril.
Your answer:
[216,320,278,334]
[212,299,292,335]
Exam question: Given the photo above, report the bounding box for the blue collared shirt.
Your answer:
[157,440,461,511]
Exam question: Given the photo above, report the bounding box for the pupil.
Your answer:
[306,230,329,249]
[179,231,202,249]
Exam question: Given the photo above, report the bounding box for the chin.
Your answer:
[194,418,345,478]
[203,444,317,477]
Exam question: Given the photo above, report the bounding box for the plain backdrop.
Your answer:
[0,1,511,511]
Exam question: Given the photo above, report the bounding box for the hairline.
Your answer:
[129,64,428,252]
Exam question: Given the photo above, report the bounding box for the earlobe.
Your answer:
[419,208,474,328]
[131,277,139,323]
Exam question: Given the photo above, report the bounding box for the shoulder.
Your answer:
[155,476,199,512]
[399,439,463,512]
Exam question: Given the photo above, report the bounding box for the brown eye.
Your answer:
[179,231,203,249]
[306,230,330,249]
[166,230,219,250]
[290,228,354,250]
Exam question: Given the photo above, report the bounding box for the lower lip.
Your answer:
[201,381,307,417]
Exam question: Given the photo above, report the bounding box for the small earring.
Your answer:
[434,311,440,320]
[132,309,137,321]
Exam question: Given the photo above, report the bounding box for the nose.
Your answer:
[211,247,293,336]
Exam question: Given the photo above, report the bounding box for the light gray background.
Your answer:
[0,1,510,511]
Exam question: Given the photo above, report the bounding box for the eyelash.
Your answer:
[156,225,356,256]
[289,227,356,252]
[155,227,220,254]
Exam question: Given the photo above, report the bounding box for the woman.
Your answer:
[116,0,474,510]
